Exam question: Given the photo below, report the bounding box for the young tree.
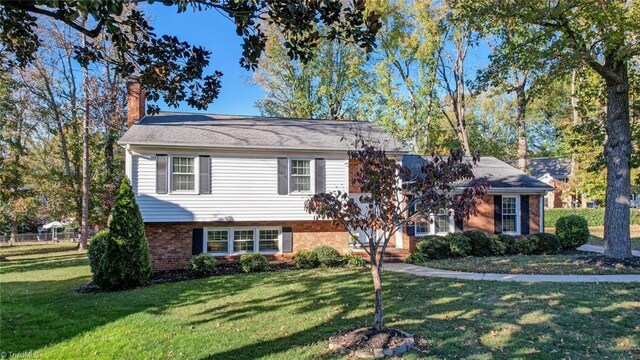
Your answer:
[305,135,489,331]
[457,0,640,258]
[0,1,380,111]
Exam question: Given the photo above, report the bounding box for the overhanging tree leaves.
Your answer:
[0,0,381,112]
[305,134,489,331]
[455,0,640,258]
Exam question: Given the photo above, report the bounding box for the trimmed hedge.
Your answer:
[464,230,493,257]
[545,208,640,228]
[492,234,516,255]
[529,233,560,255]
[416,235,451,259]
[293,250,319,269]
[187,253,217,276]
[87,230,109,275]
[514,237,538,255]
[312,246,342,267]
[555,215,590,250]
[488,237,507,256]
[240,253,269,273]
[445,233,472,257]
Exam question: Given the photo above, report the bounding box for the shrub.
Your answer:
[416,235,451,259]
[186,253,217,276]
[464,230,492,257]
[492,234,516,255]
[555,215,590,250]
[342,253,367,267]
[312,245,342,267]
[94,179,152,290]
[404,251,429,264]
[240,253,269,273]
[293,249,319,269]
[545,208,640,227]
[529,233,560,255]
[87,230,109,275]
[489,237,507,256]
[445,233,472,257]
[514,237,538,255]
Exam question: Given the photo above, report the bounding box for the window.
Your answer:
[415,222,430,236]
[502,196,519,234]
[259,229,280,252]
[171,156,195,191]
[207,229,229,253]
[434,209,450,234]
[233,230,254,252]
[290,159,311,193]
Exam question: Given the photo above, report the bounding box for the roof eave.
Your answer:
[117,140,410,155]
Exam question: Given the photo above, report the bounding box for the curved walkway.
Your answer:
[385,245,640,283]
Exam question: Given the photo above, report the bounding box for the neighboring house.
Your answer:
[507,158,572,208]
[119,82,553,270]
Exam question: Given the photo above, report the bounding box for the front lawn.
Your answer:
[1,245,639,359]
[417,254,640,275]
[587,226,640,250]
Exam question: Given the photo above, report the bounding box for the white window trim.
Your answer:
[169,154,199,194]
[414,210,454,237]
[203,226,282,255]
[502,195,521,235]
[288,158,315,195]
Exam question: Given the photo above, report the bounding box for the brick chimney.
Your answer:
[127,79,146,128]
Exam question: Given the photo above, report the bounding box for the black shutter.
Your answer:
[156,154,168,194]
[406,224,415,237]
[520,195,530,235]
[494,195,502,234]
[282,227,293,253]
[192,228,204,255]
[455,217,464,232]
[315,158,325,193]
[199,155,211,194]
[277,157,288,195]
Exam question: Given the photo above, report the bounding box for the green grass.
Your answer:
[1,245,640,359]
[586,226,640,250]
[418,254,640,275]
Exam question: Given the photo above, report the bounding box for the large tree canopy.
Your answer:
[0,0,380,112]
[455,0,639,258]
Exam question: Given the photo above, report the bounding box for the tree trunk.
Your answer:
[515,84,528,171]
[370,259,384,332]
[80,36,90,250]
[602,59,632,258]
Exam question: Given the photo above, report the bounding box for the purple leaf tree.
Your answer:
[305,134,489,332]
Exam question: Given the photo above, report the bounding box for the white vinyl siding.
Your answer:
[133,152,348,222]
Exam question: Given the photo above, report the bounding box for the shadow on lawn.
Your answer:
[3,247,640,359]
[0,253,88,274]
[0,244,78,257]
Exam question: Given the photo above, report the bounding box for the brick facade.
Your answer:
[406,194,543,251]
[145,220,352,271]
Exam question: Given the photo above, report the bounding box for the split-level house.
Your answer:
[119,82,553,270]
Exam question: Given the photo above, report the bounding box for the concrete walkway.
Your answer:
[577,244,640,257]
[385,245,640,283]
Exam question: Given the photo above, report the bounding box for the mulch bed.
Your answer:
[75,260,295,293]
[329,327,416,358]
[568,255,640,270]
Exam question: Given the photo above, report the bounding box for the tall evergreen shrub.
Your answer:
[94,178,152,289]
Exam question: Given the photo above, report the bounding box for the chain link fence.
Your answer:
[0,231,79,243]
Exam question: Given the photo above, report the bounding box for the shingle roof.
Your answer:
[403,155,553,190]
[118,112,407,153]
[507,157,572,180]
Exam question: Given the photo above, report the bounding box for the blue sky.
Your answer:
[144,4,265,115]
[144,4,491,116]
